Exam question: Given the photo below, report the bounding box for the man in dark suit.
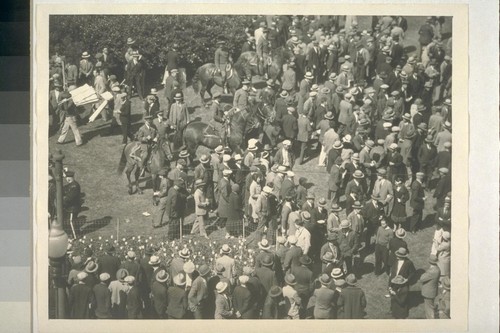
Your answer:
[388,248,416,298]
[126,51,146,100]
[125,276,142,319]
[433,168,451,209]
[233,275,255,319]
[307,40,323,83]
[291,255,314,313]
[151,269,169,318]
[93,273,112,319]
[409,172,425,233]
[418,135,437,187]
[165,179,186,240]
[390,36,405,67]
[62,170,81,232]
[388,228,409,269]
[49,81,64,131]
[337,220,360,275]
[138,246,155,318]
[420,254,441,319]
[166,273,189,319]
[255,254,279,295]
[283,236,303,273]
[338,274,366,319]
[281,108,298,141]
[97,244,121,281]
[68,272,94,319]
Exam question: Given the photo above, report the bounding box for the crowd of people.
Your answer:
[49,15,452,320]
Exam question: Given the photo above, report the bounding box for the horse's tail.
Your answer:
[192,67,201,94]
[117,144,128,175]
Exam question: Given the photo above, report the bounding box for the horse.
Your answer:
[180,103,264,155]
[234,46,293,84]
[191,63,241,100]
[117,139,173,196]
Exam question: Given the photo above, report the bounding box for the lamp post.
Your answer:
[49,149,69,319]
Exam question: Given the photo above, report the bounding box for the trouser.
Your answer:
[191,214,208,236]
[408,208,422,232]
[328,190,338,204]
[318,145,328,166]
[374,244,389,275]
[297,141,307,164]
[120,121,134,144]
[344,255,353,274]
[152,197,168,227]
[57,116,82,145]
[424,297,436,319]
[166,217,181,240]
[133,75,145,100]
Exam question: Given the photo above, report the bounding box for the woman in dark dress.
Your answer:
[389,275,409,319]
[390,177,409,229]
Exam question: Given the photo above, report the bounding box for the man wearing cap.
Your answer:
[296,106,312,165]
[291,255,314,312]
[56,91,84,147]
[68,271,94,319]
[298,72,313,109]
[338,92,354,136]
[93,273,112,319]
[190,179,210,238]
[417,135,437,187]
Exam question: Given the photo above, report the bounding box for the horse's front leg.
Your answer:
[135,166,143,195]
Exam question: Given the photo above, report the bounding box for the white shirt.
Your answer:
[282,149,290,167]
[295,227,311,255]
[396,259,404,275]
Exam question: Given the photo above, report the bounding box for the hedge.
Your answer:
[49,15,253,80]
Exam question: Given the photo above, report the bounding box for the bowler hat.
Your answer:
[173,92,183,100]
[353,170,364,179]
[395,247,408,258]
[269,286,282,298]
[85,261,98,274]
[285,274,297,286]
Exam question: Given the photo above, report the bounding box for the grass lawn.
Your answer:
[49,15,451,319]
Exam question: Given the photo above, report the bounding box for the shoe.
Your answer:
[384,294,391,298]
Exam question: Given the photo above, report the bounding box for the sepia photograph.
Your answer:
[35,3,469,332]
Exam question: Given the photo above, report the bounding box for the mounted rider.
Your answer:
[209,92,229,143]
[256,28,272,79]
[131,115,158,174]
[257,79,277,106]
[214,40,233,94]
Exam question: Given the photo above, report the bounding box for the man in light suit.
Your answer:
[214,282,234,319]
[372,168,394,215]
[169,93,189,131]
[420,254,441,319]
[281,62,297,93]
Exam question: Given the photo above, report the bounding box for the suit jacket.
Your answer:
[151,281,168,317]
[126,286,142,319]
[337,229,359,257]
[297,115,311,142]
[255,266,278,294]
[390,258,416,283]
[291,265,314,297]
[232,285,254,318]
[281,113,298,139]
[274,148,295,169]
[283,245,303,272]
[372,179,394,205]
[313,286,336,319]
[233,88,249,110]
[214,293,233,319]
[282,68,297,91]
[418,143,437,167]
[98,254,121,281]
[345,180,365,204]
[169,102,189,129]
[388,238,408,266]
[420,265,441,299]
[166,285,188,319]
[410,180,425,210]
[338,286,366,319]
[93,283,112,319]
[165,187,183,219]
[188,276,208,309]
[280,178,295,200]
[216,255,237,285]
[68,283,94,319]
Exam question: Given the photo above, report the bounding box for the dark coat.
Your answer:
[93,282,112,319]
[389,258,416,284]
[388,237,408,266]
[126,286,142,319]
[313,286,336,319]
[262,295,286,319]
[166,285,188,319]
[232,285,255,318]
[68,283,94,319]
[410,180,425,210]
[281,113,298,139]
[338,286,366,319]
[63,181,81,214]
[98,254,121,281]
[255,266,279,295]
[151,281,168,318]
[390,284,409,318]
